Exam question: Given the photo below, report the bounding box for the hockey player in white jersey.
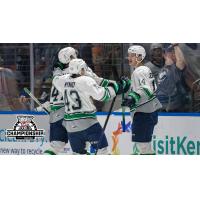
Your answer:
[53,58,124,154]
[121,45,162,154]
[44,47,119,154]
[43,47,78,155]
[44,46,105,154]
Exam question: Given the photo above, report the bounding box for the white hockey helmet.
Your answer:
[128,45,146,61]
[68,59,87,75]
[58,47,77,64]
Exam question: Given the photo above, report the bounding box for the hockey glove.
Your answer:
[101,79,126,95]
[107,81,124,95]
[122,92,141,111]
[35,101,51,112]
[115,81,124,95]
[120,76,131,93]
[122,96,136,108]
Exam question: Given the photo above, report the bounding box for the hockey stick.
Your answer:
[121,44,126,132]
[95,95,117,155]
[135,94,157,109]
[122,91,126,132]
[94,93,157,154]
[24,87,50,114]
[103,95,117,131]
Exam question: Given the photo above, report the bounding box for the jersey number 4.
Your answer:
[51,87,63,102]
[64,90,82,111]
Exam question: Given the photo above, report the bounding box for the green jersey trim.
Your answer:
[128,91,141,103]
[142,87,154,99]
[101,88,111,102]
[100,79,109,87]
[64,112,96,121]
[50,104,64,111]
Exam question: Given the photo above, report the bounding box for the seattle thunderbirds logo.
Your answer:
[6,116,45,140]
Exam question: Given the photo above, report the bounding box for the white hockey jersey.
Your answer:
[49,66,103,123]
[50,67,71,110]
[53,74,116,121]
[130,65,162,113]
[49,68,68,123]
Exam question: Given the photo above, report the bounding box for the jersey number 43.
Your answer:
[64,89,82,111]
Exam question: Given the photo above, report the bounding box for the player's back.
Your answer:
[53,74,100,132]
[49,68,70,123]
[58,74,97,114]
[49,85,65,123]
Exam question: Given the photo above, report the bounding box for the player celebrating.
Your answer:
[43,47,78,155]
[45,46,104,154]
[121,45,162,155]
[53,58,124,155]
[44,47,119,154]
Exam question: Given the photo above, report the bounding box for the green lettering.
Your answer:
[165,136,168,154]
[153,135,156,152]
[197,141,200,155]
[170,137,176,154]
[157,140,164,154]
[177,137,187,155]
[187,141,195,155]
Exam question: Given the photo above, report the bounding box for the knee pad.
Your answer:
[133,142,155,155]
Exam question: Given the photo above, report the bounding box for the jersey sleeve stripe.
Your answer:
[100,79,109,87]
[141,86,154,99]
[128,91,141,103]
[101,88,111,102]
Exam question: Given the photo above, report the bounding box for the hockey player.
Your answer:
[53,58,124,154]
[121,45,162,155]
[44,46,104,154]
[43,47,78,155]
[44,47,118,154]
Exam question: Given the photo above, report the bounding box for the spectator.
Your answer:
[157,44,188,112]
[0,66,27,110]
[145,43,164,84]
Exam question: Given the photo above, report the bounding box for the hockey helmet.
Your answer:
[128,45,146,61]
[58,47,77,64]
[68,59,87,75]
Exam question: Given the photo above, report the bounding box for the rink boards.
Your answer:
[0,111,200,155]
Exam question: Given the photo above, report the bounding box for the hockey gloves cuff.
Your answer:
[103,79,123,95]
[122,92,141,110]
[100,78,131,95]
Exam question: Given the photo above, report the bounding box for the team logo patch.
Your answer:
[6,116,45,140]
[158,70,167,81]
